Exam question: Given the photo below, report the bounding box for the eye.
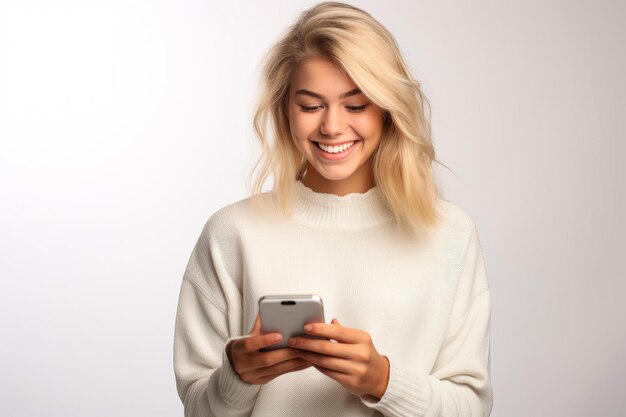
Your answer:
[346,105,368,112]
[298,104,369,113]
[299,105,322,112]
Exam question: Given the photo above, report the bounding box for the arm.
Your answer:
[360,223,494,417]
[173,217,261,416]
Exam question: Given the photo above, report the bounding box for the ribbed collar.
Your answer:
[291,180,395,230]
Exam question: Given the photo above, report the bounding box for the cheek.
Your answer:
[290,114,318,138]
[354,115,383,140]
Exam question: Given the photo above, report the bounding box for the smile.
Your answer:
[316,140,356,153]
[312,140,361,161]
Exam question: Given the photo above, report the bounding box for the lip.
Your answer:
[311,139,359,147]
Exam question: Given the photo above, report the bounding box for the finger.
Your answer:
[290,348,357,374]
[303,322,366,344]
[235,332,283,354]
[255,357,311,378]
[234,345,299,375]
[313,364,352,385]
[287,337,365,361]
[249,347,301,368]
[284,361,313,373]
[254,361,312,385]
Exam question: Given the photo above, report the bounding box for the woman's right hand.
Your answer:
[226,312,312,385]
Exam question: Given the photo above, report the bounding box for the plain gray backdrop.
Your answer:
[1,0,624,416]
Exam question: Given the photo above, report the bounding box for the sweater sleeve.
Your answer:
[360,223,494,417]
[173,216,261,416]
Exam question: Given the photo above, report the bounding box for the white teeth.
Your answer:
[317,141,356,153]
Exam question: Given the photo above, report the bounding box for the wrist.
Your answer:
[372,354,390,400]
[226,340,236,366]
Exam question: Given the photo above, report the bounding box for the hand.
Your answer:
[287,318,390,400]
[227,312,312,385]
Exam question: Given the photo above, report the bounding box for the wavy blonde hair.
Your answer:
[247,1,452,236]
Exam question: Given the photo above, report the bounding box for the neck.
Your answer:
[301,163,375,196]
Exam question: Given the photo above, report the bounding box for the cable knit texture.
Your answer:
[173,180,493,416]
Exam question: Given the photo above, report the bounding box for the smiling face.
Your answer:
[288,57,385,196]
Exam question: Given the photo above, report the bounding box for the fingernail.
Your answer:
[273,334,282,342]
[304,324,312,331]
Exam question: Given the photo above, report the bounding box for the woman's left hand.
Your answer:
[287,318,390,400]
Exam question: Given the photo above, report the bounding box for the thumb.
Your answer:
[249,312,262,335]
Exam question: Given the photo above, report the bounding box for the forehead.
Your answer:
[290,57,357,93]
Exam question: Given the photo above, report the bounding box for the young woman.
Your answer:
[173,2,493,416]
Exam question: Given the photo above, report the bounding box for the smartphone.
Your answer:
[258,294,326,351]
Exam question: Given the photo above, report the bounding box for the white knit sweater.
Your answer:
[173,180,493,416]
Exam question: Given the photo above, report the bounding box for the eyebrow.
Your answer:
[295,88,363,100]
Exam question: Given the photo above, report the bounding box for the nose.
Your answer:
[320,105,346,137]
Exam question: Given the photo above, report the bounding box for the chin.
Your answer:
[316,170,358,182]
[304,157,363,181]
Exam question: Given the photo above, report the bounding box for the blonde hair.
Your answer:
[247,1,452,236]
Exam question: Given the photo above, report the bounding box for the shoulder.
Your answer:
[191,192,275,284]
[428,198,485,266]
[202,190,276,241]
[436,198,479,238]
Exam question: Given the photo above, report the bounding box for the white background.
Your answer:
[1,1,624,416]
